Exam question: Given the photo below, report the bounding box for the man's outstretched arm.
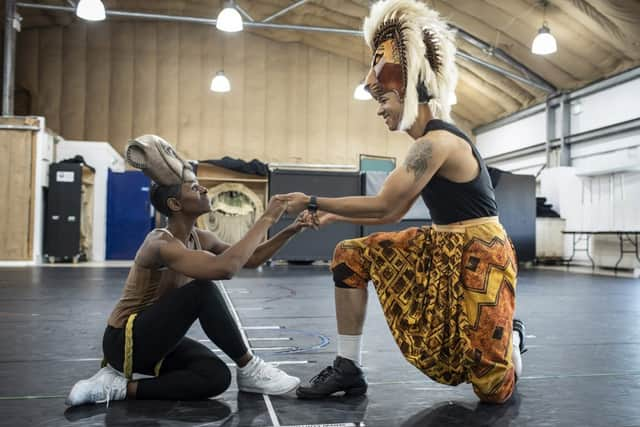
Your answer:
[280,138,449,219]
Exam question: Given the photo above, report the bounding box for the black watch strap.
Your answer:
[308,195,318,212]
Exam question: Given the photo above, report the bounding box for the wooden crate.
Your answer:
[0,117,39,260]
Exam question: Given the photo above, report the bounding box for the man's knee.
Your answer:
[186,279,225,300]
[331,240,367,289]
[187,279,215,289]
[473,368,515,404]
[198,359,232,398]
[332,239,354,263]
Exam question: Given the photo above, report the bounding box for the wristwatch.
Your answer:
[307,195,318,212]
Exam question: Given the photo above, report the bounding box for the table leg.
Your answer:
[586,234,595,270]
[614,233,624,274]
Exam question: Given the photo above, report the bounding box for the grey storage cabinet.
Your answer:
[44,163,92,263]
[361,171,431,236]
[268,169,362,262]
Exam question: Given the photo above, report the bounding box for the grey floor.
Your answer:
[0,265,639,426]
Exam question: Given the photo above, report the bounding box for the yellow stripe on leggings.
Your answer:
[154,358,164,376]
[123,313,138,380]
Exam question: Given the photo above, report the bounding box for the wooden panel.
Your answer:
[17,25,416,165]
[0,128,34,260]
[196,163,268,219]
[177,23,203,160]
[196,163,267,183]
[108,22,135,156]
[222,33,246,159]
[327,55,349,165]
[16,29,39,103]
[60,22,86,140]
[307,48,329,163]
[156,22,180,149]
[38,27,63,132]
[264,39,289,163]
[200,28,224,160]
[386,126,410,165]
[287,43,308,164]
[132,22,157,140]
[243,34,267,162]
[347,59,368,164]
[367,100,392,162]
[85,22,111,141]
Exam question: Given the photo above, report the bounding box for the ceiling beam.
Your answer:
[16,2,555,93]
[452,26,556,93]
[457,50,554,93]
[16,2,362,35]
[261,0,311,23]
[235,4,254,22]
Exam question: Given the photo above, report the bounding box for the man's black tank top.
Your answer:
[419,119,498,225]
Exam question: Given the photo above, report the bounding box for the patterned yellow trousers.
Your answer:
[331,217,517,403]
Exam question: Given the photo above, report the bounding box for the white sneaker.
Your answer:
[512,338,523,379]
[237,356,300,395]
[512,319,527,380]
[65,366,128,407]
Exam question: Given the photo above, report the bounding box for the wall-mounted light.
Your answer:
[210,71,231,92]
[76,0,106,21]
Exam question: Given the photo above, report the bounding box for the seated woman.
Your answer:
[66,135,308,406]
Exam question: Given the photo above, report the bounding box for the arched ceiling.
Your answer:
[16,0,640,130]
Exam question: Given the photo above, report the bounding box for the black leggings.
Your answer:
[103,280,249,400]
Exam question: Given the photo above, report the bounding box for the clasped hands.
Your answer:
[263,193,335,231]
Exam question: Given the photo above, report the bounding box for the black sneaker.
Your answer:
[296,356,368,399]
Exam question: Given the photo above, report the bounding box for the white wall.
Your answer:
[539,167,640,269]
[476,71,640,176]
[571,78,640,134]
[476,110,545,159]
[490,153,546,176]
[475,70,640,270]
[56,141,125,261]
[33,118,54,263]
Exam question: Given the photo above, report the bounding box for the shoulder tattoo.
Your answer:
[404,140,433,181]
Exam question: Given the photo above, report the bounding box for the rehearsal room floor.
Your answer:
[0,265,639,427]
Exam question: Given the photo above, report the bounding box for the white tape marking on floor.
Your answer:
[264,393,281,427]
[217,282,281,427]
[243,326,283,330]
[225,360,310,367]
[278,423,364,427]
[199,337,292,343]
[210,346,296,352]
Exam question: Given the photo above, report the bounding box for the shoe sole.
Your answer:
[65,379,91,406]
[239,379,300,395]
[296,385,368,399]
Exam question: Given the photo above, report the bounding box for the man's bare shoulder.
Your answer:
[403,136,452,180]
[194,227,213,243]
[135,229,175,266]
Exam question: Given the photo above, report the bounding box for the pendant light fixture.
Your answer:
[76,0,106,21]
[531,1,557,55]
[216,0,243,33]
[210,71,231,93]
[353,82,372,101]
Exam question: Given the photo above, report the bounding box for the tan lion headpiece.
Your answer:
[363,0,458,129]
[125,135,196,186]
